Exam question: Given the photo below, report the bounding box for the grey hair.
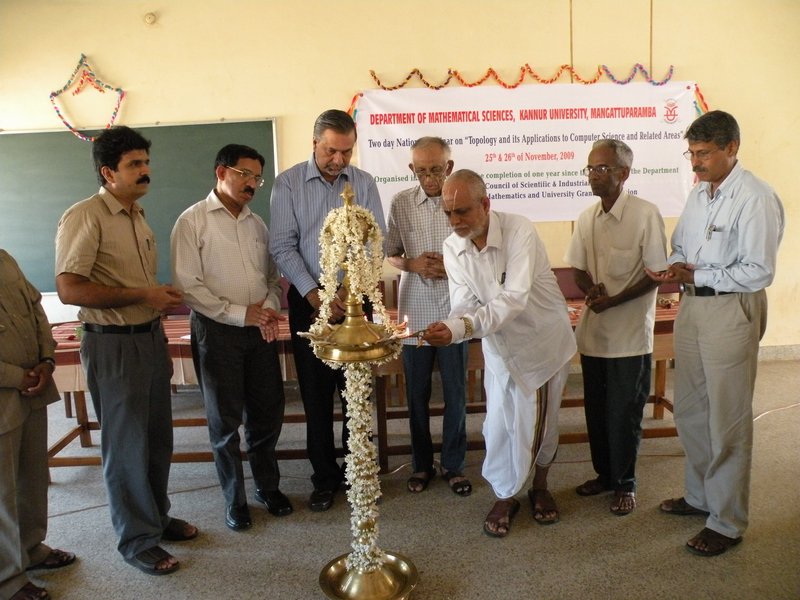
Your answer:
[591,138,633,169]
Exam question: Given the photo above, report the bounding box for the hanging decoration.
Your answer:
[368,63,673,91]
[49,54,125,142]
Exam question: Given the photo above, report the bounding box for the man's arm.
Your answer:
[269,173,319,298]
[56,273,183,312]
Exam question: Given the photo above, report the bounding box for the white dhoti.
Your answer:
[481,361,570,499]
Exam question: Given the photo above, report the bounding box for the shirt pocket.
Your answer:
[606,247,638,280]
[703,230,732,265]
[249,238,267,271]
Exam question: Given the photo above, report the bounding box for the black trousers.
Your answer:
[287,285,348,492]
[580,354,651,493]
[191,312,286,507]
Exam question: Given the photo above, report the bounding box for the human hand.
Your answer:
[259,308,286,342]
[412,253,447,280]
[421,322,453,346]
[20,362,54,396]
[146,285,184,311]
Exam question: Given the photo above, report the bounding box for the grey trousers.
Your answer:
[81,325,173,559]
[0,407,51,599]
[673,290,766,539]
[191,312,286,508]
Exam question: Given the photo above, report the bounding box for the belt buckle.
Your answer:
[680,283,695,296]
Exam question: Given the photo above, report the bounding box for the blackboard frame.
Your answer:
[0,119,277,292]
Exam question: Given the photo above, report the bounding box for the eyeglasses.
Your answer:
[580,165,618,176]
[683,148,721,161]
[226,166,265,187]
[414,167,447,180]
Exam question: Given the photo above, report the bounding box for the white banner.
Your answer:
[355,82,698,222]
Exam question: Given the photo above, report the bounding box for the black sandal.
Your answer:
[443,471,472,497]
[407,469,436,493]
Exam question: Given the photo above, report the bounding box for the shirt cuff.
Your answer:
[441,318,465,344]
[692,269,710,287]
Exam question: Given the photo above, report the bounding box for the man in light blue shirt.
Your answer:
[648,111,784,557]
[270,109,385,512]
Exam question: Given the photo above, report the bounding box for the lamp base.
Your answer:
[319,552,418,599]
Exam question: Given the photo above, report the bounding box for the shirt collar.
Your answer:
[99,186,144,217]
[700,160,743,201]
[304,154,351,184]
[207,189,252,218]
[593,190,628,221]
[414,186,440,207]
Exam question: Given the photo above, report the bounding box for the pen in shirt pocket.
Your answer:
[500,272,506,284]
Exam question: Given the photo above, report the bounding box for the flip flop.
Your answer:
[27,548,76,570]
[483,498,520,538]
[576,477,611,496]
[686,527,742,557]
[528,488,560,525]
[610,491,636,516]
[442,471,472,497]
[162,517,199,541]
[124,546,179,576]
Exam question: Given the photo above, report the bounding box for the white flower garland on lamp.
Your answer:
[305,185,402,574]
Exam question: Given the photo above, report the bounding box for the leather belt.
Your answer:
[683,285,733,297]
[82,318,161,334]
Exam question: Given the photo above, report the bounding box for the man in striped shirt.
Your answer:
[270,110,385,512]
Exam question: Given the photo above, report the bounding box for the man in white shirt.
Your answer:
[171,144,289,532]
[648,111,784,556]
[565,139,668,516]
[422,170,576,537]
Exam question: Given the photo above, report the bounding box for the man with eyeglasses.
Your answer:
[385,137,471,498]
[270,109,385,512]
[56,126,196,576]
[565,139,668,517]
[648,111,784,556]
[171,144,290,531]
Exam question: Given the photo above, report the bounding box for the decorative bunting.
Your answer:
[368,63,673,91]
[49,54,125,142]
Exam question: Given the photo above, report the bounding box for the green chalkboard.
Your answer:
[0,120,276,292]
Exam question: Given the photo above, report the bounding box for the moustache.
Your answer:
[137,175,151,184]
[243,186,255,195]
[692,167,706,173]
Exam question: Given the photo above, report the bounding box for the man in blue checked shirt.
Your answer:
[386,137,471,498]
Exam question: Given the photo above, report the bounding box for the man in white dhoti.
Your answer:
[422,169,576,537]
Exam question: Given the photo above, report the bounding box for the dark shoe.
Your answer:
[162,517,199,541]
[686,527,742,557]
[660,497,709,516]
[309,489,335,512]
[27,548,76,570]
[124,545,179,576]
[255,489,293,517]
[576,477,611,496]
[225,504,252,531]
